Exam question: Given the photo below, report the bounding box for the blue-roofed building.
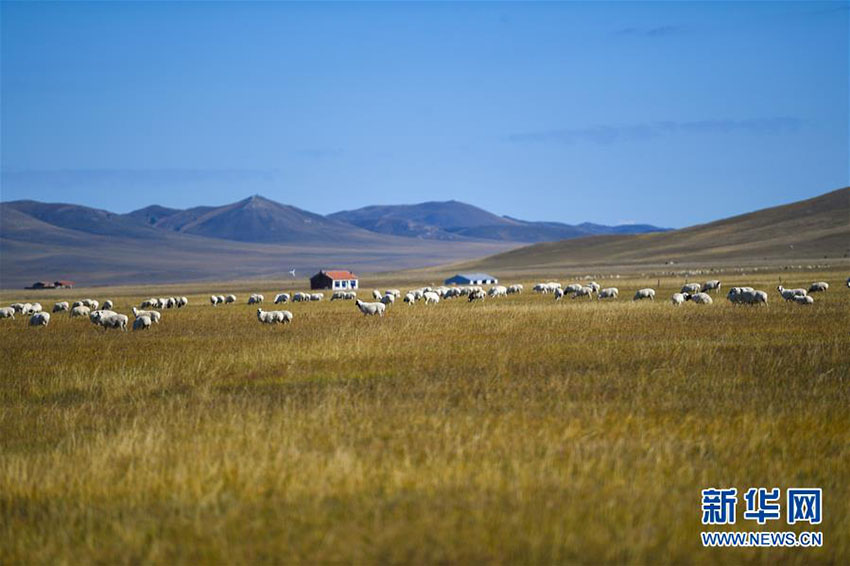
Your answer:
[444,273,498,285]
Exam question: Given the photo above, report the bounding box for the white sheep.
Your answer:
[210,295,221,306]
[29,312,50,327]
[70,305,91,318]
[598,288,618,300]
[225,295,236,304]
[563,283,583,295]
[587,281,601,294]
[53,301,70,312]
[310,293,324,301]
[488,285,507,298]
[681,283,701,294]
[727,287,768,305]
[403,292,416,305]
[386,289,401,298]
[423,291,440,305]
[257,308,293,324]
[356,299,386,316]
[372,290,382,300]
[0,307,15,320]
[10,303,26,313]
[686,292,713,305]
[507,284,523,294]
[671,293,686,306]
[177,297,188,308]
[132,307,161,324]
[100,300,113,310]
[808,282,828,293]
[133,315,152,331]
[554,288,565,301]
[30,303,43,313]
[293,292,309,302]
[777,285,807,301]
[633,288,656,301]
[275,293,290,304]
[380,293,395,306]
[572,286,594,300]
[793,295,814,305]
[90,310,128,331]
[248,294,264,305]
[702,280,722,293]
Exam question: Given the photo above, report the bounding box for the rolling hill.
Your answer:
[328,201,668,242]
[463,186,850,273]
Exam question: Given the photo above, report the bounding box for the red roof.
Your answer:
[321,270,357,279]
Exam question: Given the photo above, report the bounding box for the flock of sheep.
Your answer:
[1,277,846,330]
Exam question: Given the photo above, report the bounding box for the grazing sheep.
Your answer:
[102,300,114,310]
[0,307,15,320]
[257,308,293,324]
[274,293,290,304]
[70,305,91,318]
[681,283,702,294]
[808,282,828,293]
[10,303,26,313]
[132,307,161,324]
[563,283,583,295]
[133,315,152,331]
[686,292,713,305]
[468,289,486,302]
[380,294,395,306]
[793,295,814,305]
[587,281,601,294]
[29,312,50,327]
[423,291,440,305]
[177,297,188,308]
[598,287,618,300]
[727,287,768,305]
[210,295,221,306]
[248,294,264,305]
[310,293,324,301]
[141,298,159,308]
[507,284,523,294]
[633,288,656,301]
[846,276,850,288]
[572,286,594,300]
[403,292,416,305]
[372,290,382,300]
[225,295,236,304]
[30,303,43,313]
[293,292,309,302]
[53,301,70,313]
[488,285,507,298]
[554,288,565,301]
[386,289,401,298]
[355,299,386,317]
[777,285,807,301]
[671,293,686,306]
[702,280,722,293]
[90,310,128,331]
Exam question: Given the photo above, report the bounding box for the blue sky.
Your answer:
[1,1,847,228]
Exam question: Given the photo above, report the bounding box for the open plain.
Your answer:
[1,266,848,564]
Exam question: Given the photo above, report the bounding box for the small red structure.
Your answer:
[54,280,75,288]
[310,270,358,290]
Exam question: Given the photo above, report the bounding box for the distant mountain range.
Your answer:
[328,201,667,243]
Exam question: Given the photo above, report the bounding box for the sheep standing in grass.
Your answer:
[702,280,722,293]
[132,307,161,324]
[53,302,70,313]
[563,284,583,296]
[372,290,382,300]
[468,289,485,302]
[403,292,416,305]
[777,285,807,301]
[386,289,401,298]
[554,288,565,301]
[0,307,15,320]
[30,303,43,313]
[380,294,395,306]
[423,291,440,305]
[293,292,309,302]
[210,295,221,306]
[275,293,290,304]
[633,288,656,301]
[177,297,188,308]
[29,312,50,327]
[355,299,386,316]
[248,294,264,305]
[102,300,114,310]
[488,286,507,298]
[793,295,814,305]
[686,292,713,305]
[70,306,91,318]
[727,287,768,305]
[572,286,594,300]
[808,282,828,293]
[90,311,128,331]
[310,293,324,302]
[587,281,601,294]
[671,293,686,306]
[257,308,293,324]
[225,295,236,304]
[681,283,701,295]
[598,288,618,300]
[133,315,152,331]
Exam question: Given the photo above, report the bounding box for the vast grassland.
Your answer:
[1,269,848,564]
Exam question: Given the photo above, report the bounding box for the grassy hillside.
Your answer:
[465,187,850,272]
[2,269,848,564]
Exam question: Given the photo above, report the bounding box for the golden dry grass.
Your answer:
[1,269,848,564]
